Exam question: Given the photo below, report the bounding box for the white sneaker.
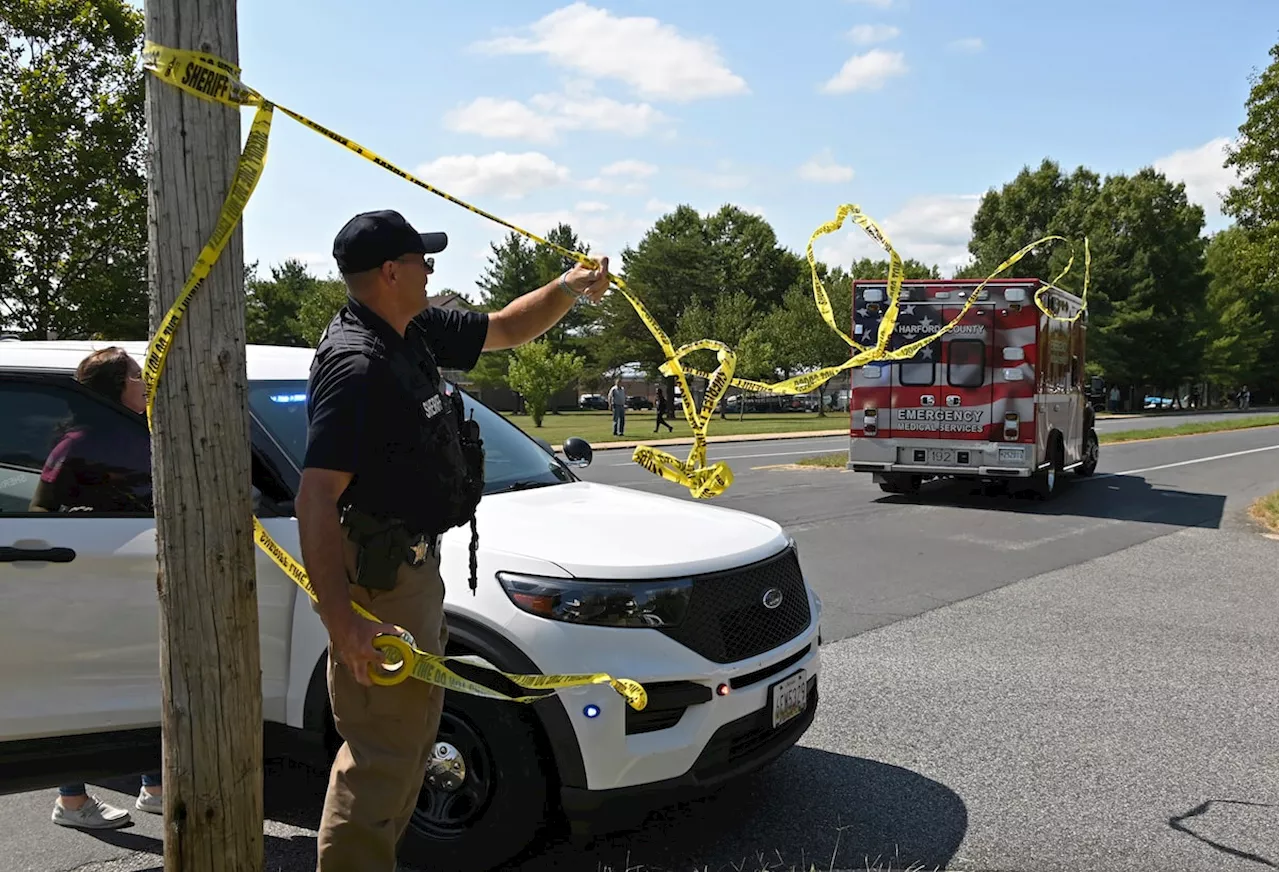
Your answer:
[135,788,163,814]
[52,795,131,829]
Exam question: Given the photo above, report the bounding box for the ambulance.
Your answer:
[846,278,1099,498]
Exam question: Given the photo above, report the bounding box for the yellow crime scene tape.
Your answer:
[141,43,646,712]
[142,42,1090,500]
[139,41,1090,702]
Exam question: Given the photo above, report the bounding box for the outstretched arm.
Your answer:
[484,256,611,351]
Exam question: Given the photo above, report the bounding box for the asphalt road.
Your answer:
[3,417,1276,872]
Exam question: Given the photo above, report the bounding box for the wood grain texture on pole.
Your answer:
[143,1,263,869]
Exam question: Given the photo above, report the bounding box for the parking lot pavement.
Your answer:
[5,427,1276,872]
[18,522,1275,872]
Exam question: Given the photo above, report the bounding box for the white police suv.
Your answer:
[0,339,822,870]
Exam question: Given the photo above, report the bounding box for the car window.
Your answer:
[247,379,575,494]
[0,379,153,515]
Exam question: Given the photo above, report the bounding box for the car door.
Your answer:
[0,374,160,741]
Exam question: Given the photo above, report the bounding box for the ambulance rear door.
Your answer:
[937,288,995,460]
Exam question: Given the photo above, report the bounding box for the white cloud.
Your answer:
[575,200,611,212]
[799,149,855,183]
[414,152,570,198]
[600,159,658,178]
[580,158,661,195]
[817,194,982,272]
[1153,137,1238,222]
[504,206,650,258]
[474,3,748,102]
[948,37,985,53]
[444,91,666,143]
[848,24,900,45]
[645,198,677,214]
[821,49,908,94]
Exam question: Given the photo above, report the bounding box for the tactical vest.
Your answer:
[314,308,486,592]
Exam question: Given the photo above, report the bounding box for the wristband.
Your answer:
[559,271,582,299]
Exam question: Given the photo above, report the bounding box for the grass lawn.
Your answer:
[1099,414,1277,443]
[500,410,846,445]
[796,453,847,468]
[1251,491,1279,535]
[792,414,1279,470]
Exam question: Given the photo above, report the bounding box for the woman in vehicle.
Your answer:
[29,347,162,829]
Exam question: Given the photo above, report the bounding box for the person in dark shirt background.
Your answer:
[31,347,162,829]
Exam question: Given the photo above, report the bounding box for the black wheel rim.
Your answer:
[1086,435,1098,466]
[409,710,496,839]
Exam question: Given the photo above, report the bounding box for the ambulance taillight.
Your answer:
[863,407,878,436]
[1004,412,1020,441]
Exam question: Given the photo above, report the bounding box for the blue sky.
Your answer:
[231,0,1277,300]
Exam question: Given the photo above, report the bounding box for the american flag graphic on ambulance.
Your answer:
[847,277,1092,490]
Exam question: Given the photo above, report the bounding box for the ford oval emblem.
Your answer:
[762,588,783,610]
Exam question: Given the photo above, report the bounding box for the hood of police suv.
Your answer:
[458,480,790,581]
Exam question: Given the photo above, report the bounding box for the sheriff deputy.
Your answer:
[296,209,609,871]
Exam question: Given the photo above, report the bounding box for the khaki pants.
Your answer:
[316,537,448,872]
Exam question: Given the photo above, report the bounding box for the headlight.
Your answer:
[496,573,693,628]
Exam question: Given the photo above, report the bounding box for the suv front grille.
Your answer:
[660,546,810,663]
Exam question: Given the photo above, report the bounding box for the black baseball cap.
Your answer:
[332,209,448,274]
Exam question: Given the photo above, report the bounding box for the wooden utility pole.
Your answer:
[143,2,263,869]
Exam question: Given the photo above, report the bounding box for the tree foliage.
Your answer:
[506,340,585,427]
[0,0,147,339]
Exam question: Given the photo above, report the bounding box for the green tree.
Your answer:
[599,204,803,380]
[476,223,599,408]
[965,160,1100,281]
[297,277,348,346]
[506,340,585,427]
[1080,169,1208,391]
[1210,43,1278,398]
[0,0,147,339]
[1223,44,1278,234]
[965,159,1209,391]
[674,290,766,418]
[1201,226,1273,389]
[245,259,315,346]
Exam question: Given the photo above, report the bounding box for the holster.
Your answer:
[341,506,417,591]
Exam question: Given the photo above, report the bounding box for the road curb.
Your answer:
[590,428,848,451]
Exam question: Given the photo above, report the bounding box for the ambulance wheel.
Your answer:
[879,473,920,495]
[1077,430,1099,476]
[1035,439,1064,500]
[400,695,549,871]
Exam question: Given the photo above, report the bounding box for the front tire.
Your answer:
[398,694,551,872]
[1077,430,1099,476]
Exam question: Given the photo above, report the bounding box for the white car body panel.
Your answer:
[2,338,822,810]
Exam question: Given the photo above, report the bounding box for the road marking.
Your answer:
[1102,445,1277,479]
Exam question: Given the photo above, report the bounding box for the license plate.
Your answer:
[770,670,807,728]
[928,448,955,464]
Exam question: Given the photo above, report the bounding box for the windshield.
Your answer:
[247,380,576,495]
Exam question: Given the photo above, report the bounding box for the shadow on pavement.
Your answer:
[1169,799,1278,868]
[878,473,1227,529]
[512,747,967,872]
[93,749,967,872]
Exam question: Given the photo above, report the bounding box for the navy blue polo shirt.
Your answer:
[304,297,488,528]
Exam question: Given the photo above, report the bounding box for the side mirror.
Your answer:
[562,436,593,468]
